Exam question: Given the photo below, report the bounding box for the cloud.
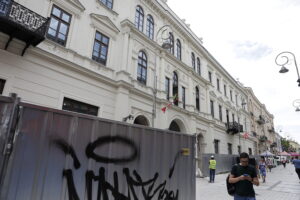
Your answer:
[230,41,273,60]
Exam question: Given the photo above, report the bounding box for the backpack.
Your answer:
[226,174,235,196]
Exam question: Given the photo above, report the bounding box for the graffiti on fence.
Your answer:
[53,135,180,200]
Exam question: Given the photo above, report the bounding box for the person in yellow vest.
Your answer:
[209,155,217,183]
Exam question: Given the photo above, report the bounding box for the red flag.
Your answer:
[167,103,172,108]
[161,107,167,113]
[243,132,249,139]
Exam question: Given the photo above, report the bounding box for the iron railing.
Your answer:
[225,122,243,134]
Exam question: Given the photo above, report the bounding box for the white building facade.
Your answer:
[0,0,257,171]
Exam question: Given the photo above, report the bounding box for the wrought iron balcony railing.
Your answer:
[225,121,243,134]
[268,127,275,133]
[256,115,266,125]
[259,135,268,143]
[0,0,49,55]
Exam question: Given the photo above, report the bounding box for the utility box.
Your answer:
[0,95,195,200]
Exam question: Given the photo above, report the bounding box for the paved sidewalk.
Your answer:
[196,163,300,200]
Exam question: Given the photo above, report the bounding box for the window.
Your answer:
[92,31,110,65]
[232,114,235,122]
[208,71,212,83]
[230,90,233,101]
[100,0,113,9]
[47,5,71,46]
[135,6,144,31]
[137,51,147,84]
[0,79,5,94]
[182,86,185,109]
[191,53,195,70]
[176,39,181,60]
[228,143,232,155]
[224,85,227,96]
[226,109,229,124]
[173,72,178,106]
[238,145,241,155]
[235,94,238,106]
[196,87,200,111]
[63,97,99,116]
[219,105,222,121]
[165,77,170,100]
[214,139,219,154]
[197,57,201,75]
[217,78,220,91]
[210,100,214,118]
[168,33,174,54]
[248,148,252,156]
[146,15,154,39]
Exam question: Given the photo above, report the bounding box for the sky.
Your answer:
[167,0,300,144]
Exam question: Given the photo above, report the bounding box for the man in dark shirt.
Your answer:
[229,152,259,200]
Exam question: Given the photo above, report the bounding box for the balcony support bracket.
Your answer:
[5,35,13,50]
[21,43,30,56]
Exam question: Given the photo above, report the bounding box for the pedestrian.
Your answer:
[292,156,300,183]
[259,157,267,183]
[282,159,286,168]
[229,152,259,200]
[266,159,272,172]
[209,155,216,183]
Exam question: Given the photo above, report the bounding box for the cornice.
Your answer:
[90,13,120,34]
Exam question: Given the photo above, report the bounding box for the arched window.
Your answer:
[196,87,200,111]
[100,0,113,9]
[191,52,195,70]
[197,57,201,75]
[146,15,154,39]
[173,72,178,106]
[135,6,144,32]
[137,51,147,84]
[176,39,181,60]
[168,32,174,54]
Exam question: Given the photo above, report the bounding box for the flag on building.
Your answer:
[243,132,249,139]
[161,94,178,113]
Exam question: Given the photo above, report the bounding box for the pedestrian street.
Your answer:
[196,162,300,200]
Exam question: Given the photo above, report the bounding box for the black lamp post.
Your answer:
[275,51,300,87]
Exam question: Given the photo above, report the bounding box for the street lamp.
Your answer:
[275,51,300,87]
[293,99,300,112]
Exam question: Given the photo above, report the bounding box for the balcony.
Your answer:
[225,121,243,134]
[270,142,277,148]
[259,135,268,143]
[268,127,275,133]
[256,115,266,125]
[0,0,49,55]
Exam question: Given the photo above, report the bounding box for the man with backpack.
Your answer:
[229,152,259,200]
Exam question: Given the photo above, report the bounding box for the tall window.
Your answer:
[173,72,178,106]
[92,31,109,65]
[197,57,201,75]
[217,78,220,91]
[168,33,174,54]
[214,139,219,154]
[248,148,252,156]
[176,39,181,60]
[47,5,71,46]
[230,90,233,101]
[208,71,212,83]
[135,6,144,32]
[195,87,200,111]
[232,114,235,122]
[63,97,99,116]
[226,109,229,124]
[228,143,232,155]
[235,94,238,106]
[182,86,186,109]
[137,51,147,84]
[219,105,222,121]
[146,15,154,39]
[238,145,241,155]
[224,84,227,96]
[191,53,195,70]
[165,77,170,100]
[100,0,113,9]
[210,100,214,118]
[0,79,6,94]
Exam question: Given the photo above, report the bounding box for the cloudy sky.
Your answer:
[168,0,300,143]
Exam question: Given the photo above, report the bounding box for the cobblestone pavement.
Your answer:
[196,163,300,200]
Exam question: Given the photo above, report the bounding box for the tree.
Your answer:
[281,138,290,152]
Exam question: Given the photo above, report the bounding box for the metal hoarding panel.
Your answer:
[1,103,195,200]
